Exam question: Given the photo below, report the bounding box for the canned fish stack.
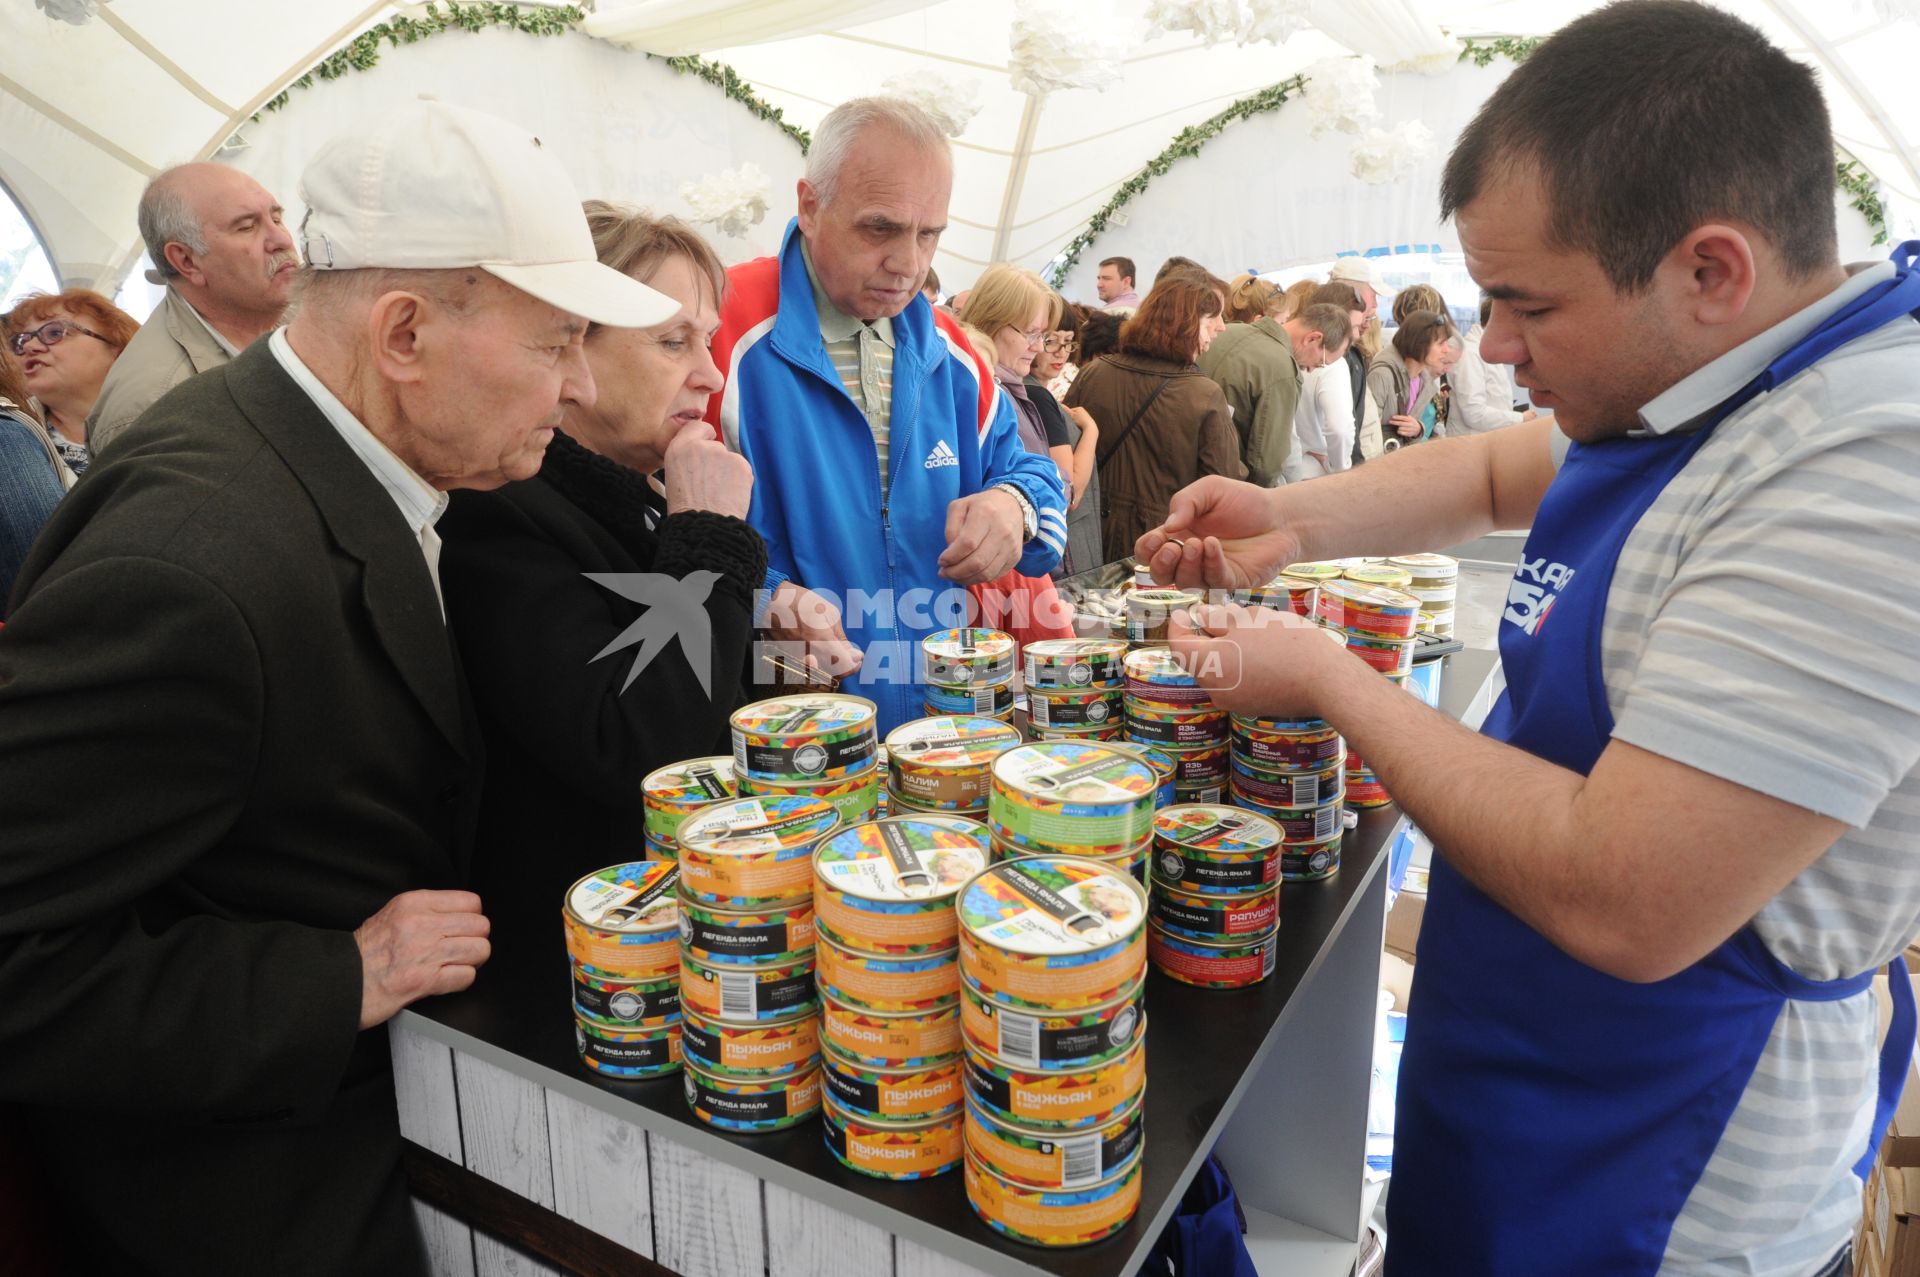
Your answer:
[1123,648,1230,806]
[565,860,685,1078]
[884,715,1022,818]
[733,694,882,827]
[921,628,1018,722]
[1317,580,1423,811]
[1107,741,1178,811]
[1024,638,1129,742]
[812,815,989,1179]
[1229,712,1347,880]
[641,756,738,861]
[1390,553,1459,638]
[988,740,1159,882]
[675,793,841,1133]
[1146,805,1285,985]
[957,857,1149,1247]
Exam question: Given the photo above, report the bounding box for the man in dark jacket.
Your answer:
[0,100,673,1275]
[1328,257,1391,466]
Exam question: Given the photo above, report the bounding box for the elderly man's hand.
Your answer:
[760,580,864,679]
[938,488,1025,584]
[355,890,491,1029]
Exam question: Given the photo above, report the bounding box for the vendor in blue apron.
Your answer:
[1138,5,1920,1275]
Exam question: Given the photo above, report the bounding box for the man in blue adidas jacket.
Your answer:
[709,97,1067,732]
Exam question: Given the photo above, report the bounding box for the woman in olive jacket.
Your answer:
[1065,274,1246,563]
[439,205,766,931]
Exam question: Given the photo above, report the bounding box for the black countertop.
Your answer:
[406,649,1498,1277]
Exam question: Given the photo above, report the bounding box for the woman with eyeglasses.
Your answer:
[2,290,139,477]
[959,266,1092,574]
[0,346,68,612]
[1028,293,1103,579]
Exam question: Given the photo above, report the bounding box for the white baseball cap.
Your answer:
[1328,256,1393,296]
[298,98,677,328]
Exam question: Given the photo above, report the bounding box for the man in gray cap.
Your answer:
[0,99,674,1274]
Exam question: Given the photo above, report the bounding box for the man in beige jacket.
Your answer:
[86,163,297,454]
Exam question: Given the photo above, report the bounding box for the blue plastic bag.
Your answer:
[1137,1153,1260,1277]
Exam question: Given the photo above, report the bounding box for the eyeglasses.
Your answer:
[1005,325,1046,348]
[1042,335,1074,354]
[8,319,115,357]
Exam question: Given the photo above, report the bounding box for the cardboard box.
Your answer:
[1385,888,1425,965]
[1878,969,1920,1170]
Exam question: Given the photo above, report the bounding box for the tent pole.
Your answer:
[990,93,1045,265]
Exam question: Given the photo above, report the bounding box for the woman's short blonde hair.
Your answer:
[1225,276,1283,324]
[579,200,726,333]
[957,264,1053,351]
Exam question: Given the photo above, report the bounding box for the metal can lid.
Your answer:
[1025,637,1128,665]
[642,756,738,808]
[922,628,1017,662]
[1281,562,1344,581]
[731,694,877,740]
[1152,804,1282,855]
[1126,588,1201,609]
[958,857,1148,957]
[565,861,680,933]
[1322,580,1421,612]
[885,716,1022,768]
[678,796,840,856]
[1386,553,1459,573]
[1122,647,1199,686]
[1343,565,1413,588]
[815,817,991,902]
[991,742,1155,806]
[1147,918,1278,953]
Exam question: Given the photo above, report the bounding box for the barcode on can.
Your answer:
[1060,1134,1102,1188]
[1031,699,1051,727]
[1314,805,1337,840]
[975,689,994,714]
[1292,774,1319,805]
[1261,936,1277,977]
[997,1010,1040,1068]
[720,972,757,1019]
[731,737,748,774]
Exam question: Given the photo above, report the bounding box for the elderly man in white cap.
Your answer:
[0,100,672,1274]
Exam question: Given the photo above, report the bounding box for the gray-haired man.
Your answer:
[87,162,298,454]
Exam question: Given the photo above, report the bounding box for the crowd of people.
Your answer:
[917,239,1535,573]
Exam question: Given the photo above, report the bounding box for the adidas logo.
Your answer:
[923,440,959,469]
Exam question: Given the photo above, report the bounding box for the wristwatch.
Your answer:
[991,483,1037,542]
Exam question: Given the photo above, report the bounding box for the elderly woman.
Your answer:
[438,202,765,925]
[960,268,1101,575]
[3,289,139,476]
[0,349,66,611]
[1066,273,1244,561]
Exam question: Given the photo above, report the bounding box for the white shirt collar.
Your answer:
[181,292,241,358]
[1638,261,1897,436]
[267,329,447,538]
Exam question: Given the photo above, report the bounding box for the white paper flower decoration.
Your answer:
[881,71,984,138]
[1303,55,1381,139]
[679,164,771,239]
[1009,0,1127,95]
[35,0,108,24]
[1144,0,1311,47]
[1349,121,1437,185]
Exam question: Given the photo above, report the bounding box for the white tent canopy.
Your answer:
[3,0,1917,300]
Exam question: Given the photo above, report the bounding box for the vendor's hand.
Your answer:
[760,580,864,678]
[1391,414,1422,439]
[939,488,1024,584]
[663,418,754,520]
[355,890,491,1029]
[1134,476,1295,591]
[1170,602,1347,717]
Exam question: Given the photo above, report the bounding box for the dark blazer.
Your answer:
[0,339,482,1275]
[439,432,766,936]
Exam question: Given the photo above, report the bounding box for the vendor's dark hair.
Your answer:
[1440,0,1838,293]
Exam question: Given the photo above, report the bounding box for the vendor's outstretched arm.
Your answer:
[1138,416,1560,590]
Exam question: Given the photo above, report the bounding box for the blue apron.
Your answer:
[1388,243,1920,1276]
